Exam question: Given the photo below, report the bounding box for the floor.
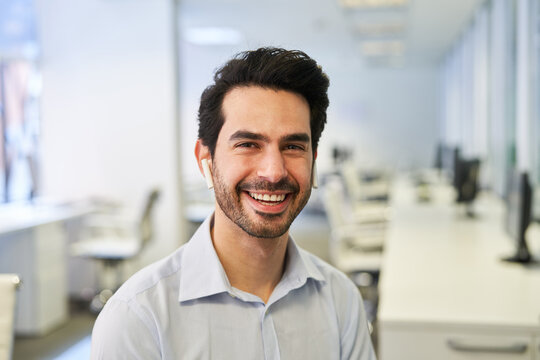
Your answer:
[11,210,379,358]
[12,301,96,360]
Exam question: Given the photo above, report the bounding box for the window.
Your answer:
[0,0,40,202]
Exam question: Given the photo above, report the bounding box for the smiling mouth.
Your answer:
[248,192,288,206]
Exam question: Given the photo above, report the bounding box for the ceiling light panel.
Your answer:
[339,0,408,9]
[183,27,243,46]
[354,21,406,36]
[361,40,405,56]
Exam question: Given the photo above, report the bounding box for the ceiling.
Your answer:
[179,0,485,71]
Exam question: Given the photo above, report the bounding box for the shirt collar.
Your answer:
[178,214,231,302]
[178,213,326,303]
[282,233,325,285]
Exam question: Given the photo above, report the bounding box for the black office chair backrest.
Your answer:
[139,188,161,248]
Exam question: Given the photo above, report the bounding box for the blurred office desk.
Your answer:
[0,202,89,336]
[378,175,540,360]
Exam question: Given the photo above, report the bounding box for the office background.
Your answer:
[1,0,540,358]
[13,0,480,260]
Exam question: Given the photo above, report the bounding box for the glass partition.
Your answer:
[0,0,40,202]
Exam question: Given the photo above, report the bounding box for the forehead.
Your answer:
[220,86,311,138]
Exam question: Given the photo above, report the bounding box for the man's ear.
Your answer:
[195,140,214,189]
[194,139,210,174]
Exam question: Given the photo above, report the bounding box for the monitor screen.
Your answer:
[434,143,443,170]
[503,170,534,263]
[455,158,480,204]
[441,146,460,184]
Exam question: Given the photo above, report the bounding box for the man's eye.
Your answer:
[237,142,257,148]
[285,144,305,151]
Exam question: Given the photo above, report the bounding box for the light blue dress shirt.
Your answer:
[91,214,376,359]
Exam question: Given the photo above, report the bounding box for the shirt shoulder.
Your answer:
[91,297,161,359]
[90,246,186,359]
[112,244,185,303]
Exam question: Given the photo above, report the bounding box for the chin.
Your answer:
[241,225,290,239]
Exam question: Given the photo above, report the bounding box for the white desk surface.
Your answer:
[378,175,540,332]
[0,202,92,236]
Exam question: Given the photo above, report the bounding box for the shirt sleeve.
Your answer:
[340,284,377,360]
[91,298,161,360]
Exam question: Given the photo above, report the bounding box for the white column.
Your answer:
[515,0,533,172]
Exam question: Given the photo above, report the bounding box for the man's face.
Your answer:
[211,86,314,238]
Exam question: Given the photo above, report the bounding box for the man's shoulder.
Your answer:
[112,244,186,303]
[91,245,189,358]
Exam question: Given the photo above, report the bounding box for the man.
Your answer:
[91,47,376,359]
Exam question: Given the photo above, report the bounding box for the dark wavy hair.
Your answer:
[197,47,330,156]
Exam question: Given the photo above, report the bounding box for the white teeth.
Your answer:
[249,192,286,202]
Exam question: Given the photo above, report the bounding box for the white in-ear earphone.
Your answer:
[201,159,214,189]
[312,161,319,189]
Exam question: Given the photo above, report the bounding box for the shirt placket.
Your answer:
[260,305,279,360]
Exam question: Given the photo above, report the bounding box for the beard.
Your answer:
[212,162,311,239]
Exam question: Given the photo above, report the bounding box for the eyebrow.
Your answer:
[229,130,311,144]
[282,133,310,143]
[229,131,269,142]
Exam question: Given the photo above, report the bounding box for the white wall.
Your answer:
[179,44,239,186]
[321,66,439,173]
[35,0,182,265]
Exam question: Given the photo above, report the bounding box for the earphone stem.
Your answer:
[202,159,214,189]
[312,161,319,189]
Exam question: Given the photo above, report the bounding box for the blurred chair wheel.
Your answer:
[89,289,114,313]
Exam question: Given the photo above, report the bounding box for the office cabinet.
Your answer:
[0,203,90,335]
[380,326,534,360]
[0,221,68,335]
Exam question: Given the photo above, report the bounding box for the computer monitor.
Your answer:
[434,143,443,170]
[441,146,460,183]
[453,157,481,217]
[502,170,534,264]
[331,145,352,166]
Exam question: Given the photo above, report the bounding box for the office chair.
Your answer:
[71,188,160,312]
[340,161,391,224]
[0,274,20,360]
[322,178,384,274]
[322,179,383,328]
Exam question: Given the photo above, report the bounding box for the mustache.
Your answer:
[237,177,299,193]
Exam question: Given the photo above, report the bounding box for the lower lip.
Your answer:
[243,192,292,214]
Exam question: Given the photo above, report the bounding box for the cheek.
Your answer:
[287,160,312,186]
[216,158,253,186]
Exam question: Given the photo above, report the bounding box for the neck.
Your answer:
[211,208,289,303]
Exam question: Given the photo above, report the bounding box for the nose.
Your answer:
[256,149,288,183]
